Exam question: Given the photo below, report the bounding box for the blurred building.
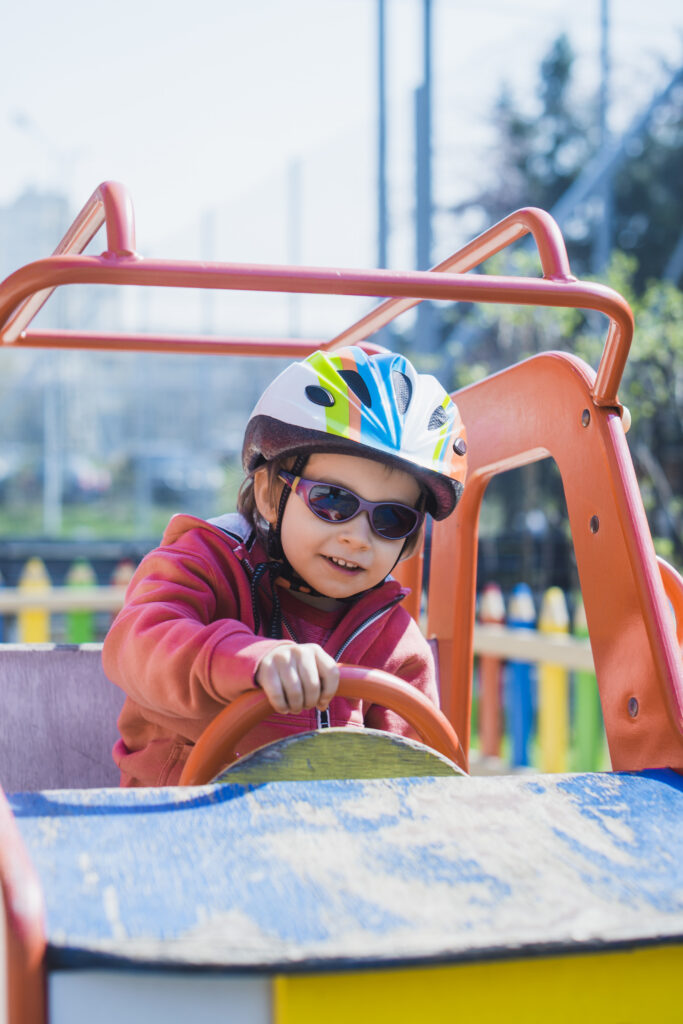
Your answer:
[0,188,284,536]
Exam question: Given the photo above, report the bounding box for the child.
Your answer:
[103,346,467,786]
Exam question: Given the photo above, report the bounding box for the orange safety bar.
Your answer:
[0,787,46,1024]
[0,181,680,776]
[0,182,633,410]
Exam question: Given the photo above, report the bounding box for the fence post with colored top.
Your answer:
[65,560,97,643]
[572,595,607,771]
[505,583,536,768]
[538,586,570,773]
[109,559,135,623]
[478,582,505,759]
[17,557,51,643]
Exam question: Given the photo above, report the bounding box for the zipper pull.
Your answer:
[316,708,331,730]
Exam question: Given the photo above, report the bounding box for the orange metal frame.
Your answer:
[0,787,46,1024]
[1,180,681,773]
[1,179,682,1024]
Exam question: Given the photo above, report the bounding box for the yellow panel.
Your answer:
[274,945,683,1024]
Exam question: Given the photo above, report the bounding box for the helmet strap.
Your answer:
[265,453,307,561]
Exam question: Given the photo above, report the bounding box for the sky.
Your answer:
[2,0,682,337]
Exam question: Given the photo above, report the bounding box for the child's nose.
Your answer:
[339,511,373,547]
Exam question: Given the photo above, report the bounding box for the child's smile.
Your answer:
[325,555,363,572]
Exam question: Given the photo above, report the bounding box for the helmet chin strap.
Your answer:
[265,453,331,598]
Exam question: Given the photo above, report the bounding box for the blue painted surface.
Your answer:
[11,770,683,970]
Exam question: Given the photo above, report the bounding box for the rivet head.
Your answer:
[453,438,467,455]
[628,697,639,718]
[581,409,591,427]
[590,515,600,533]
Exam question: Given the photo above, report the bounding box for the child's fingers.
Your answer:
[293,645,327,710]
[314,648,340,710]
[255,658,289,713]
[255,644,339,715]
[277,655,307,713]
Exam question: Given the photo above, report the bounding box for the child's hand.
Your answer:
[255,643,340,714]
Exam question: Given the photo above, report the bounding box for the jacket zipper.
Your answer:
[257,575,403,732]
[333,595,403,661]
[320,595,404,729]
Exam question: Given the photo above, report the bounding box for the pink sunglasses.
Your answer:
[279,471,423,540]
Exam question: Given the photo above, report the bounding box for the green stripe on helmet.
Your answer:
[306,350,351,438]
[431,394,451,463]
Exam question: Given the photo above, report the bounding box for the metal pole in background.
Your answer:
[43,355,63,534]
[199,209,216,515]
[593,0,612,271]
[377,0,388,271]
[415,0,436,354]
[287,160,302,337]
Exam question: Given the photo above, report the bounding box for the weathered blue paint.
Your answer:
[11,770,683,971]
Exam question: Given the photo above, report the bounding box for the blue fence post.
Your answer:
[506,583,536,768]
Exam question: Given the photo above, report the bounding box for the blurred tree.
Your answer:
[453,32,682,287]
[574,255,683,562]
[433,34,683,580]
[612,88,683,290]
[480,34,597,272]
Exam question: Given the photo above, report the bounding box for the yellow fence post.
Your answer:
[17,557,51,643]
[538,586,569,773]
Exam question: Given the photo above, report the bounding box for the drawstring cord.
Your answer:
[249,559,286,639]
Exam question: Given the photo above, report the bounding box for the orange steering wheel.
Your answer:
[179,664,466,784]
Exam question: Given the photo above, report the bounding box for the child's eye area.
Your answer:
[308,485,359,522]
[373,504,417,538]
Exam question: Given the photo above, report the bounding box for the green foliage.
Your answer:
[444,248,683,566]
[471,33,683,287]
[477,34,597,271]
[438,34,682,570]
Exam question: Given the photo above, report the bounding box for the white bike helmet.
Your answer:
[243,345,467,519]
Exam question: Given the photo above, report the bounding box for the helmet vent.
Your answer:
[305,384,335,408]
[428,406,448,430]
[338,369,372,408]
[392,370,412,414]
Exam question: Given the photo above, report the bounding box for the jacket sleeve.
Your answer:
[360,609,440,740]
[102,527,288,727]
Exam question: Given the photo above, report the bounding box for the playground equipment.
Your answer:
[0,182,681,1023]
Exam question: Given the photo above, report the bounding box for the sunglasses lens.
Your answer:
[372,504,419,540]
[307,484,360,523]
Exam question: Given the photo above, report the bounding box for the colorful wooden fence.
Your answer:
[0,558,134,643]
[472,583,608,774]
[0,559,614,772]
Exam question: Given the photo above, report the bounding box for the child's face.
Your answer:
[257,452,421,601]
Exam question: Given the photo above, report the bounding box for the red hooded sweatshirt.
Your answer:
[102,513,438,786]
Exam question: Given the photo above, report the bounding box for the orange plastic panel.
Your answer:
[429,351,683,772]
